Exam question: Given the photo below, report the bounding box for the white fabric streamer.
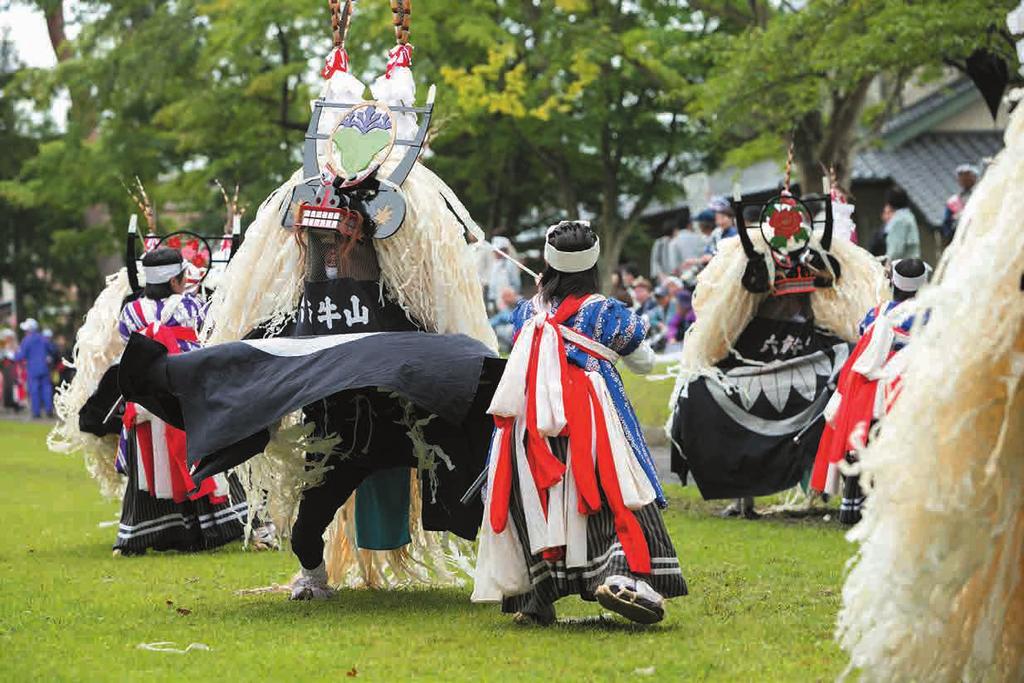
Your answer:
[137,642,211,654]
[471,426,531,601]
[589,372,656,510]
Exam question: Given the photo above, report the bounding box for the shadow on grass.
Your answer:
[220,587,678,634]
[222,585,487,620]
[22,539,249,561]
[665,488,842,529]
[16,540,115,561]
[543,614,678,633]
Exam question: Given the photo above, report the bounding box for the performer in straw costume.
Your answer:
[667,158,886,512]
[836,85,1024,683]
[184,0,500,597]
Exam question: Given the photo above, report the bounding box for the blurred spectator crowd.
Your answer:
[1,318,73,419]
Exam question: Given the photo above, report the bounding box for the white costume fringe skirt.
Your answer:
[114,425,247,553]
[500,438,686,615]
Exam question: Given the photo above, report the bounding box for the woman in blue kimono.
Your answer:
[472,220,687,625]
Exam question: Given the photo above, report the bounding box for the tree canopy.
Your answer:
[2,0,1020,326]
[692,0,1020,188]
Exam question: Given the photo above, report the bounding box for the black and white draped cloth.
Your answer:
[118,330,502,539]
[670,316,849,500]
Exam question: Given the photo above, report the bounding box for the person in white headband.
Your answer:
[810,256,930,526]
[108,244,247,556]
[890,258,929,299]
[473,219,687,626]
[141,247,187,298]
[542,220,601,275]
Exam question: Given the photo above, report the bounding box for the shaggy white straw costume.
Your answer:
[667,229,886,410]
[48,269,132,499]
[837,100,1024,683]
[202,65,494,588]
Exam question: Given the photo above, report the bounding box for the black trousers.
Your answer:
[291,391,418,570]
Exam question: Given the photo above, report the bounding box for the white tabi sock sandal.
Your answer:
[289,562,335,601]
[595,575,665,624]
[249,522,280,551]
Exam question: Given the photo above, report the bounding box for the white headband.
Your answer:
[891,260,928,292]
[544,221,600,273]
[143,262,186,284]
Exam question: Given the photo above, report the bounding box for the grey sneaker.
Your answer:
[289,562,335,601]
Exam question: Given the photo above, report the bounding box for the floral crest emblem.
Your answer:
[758,194,813,254]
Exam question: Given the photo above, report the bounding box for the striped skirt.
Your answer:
[114,426,247,554]
[501,438,687,615]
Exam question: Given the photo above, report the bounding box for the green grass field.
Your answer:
[0,421,852,681]
[620,366,676,438]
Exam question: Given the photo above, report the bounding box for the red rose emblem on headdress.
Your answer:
[769,208,802,239]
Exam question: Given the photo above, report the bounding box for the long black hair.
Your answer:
[538,221,600,304]
[142,247,185,300]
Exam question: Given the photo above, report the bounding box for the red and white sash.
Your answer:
[473,295,656,602]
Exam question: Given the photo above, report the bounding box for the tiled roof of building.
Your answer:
[880,79,978,140]
[645,80,1005,227]
[852,131,1004,226]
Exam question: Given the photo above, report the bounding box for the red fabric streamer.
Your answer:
[125,406,156,493]
[810,316,900,492]
[584,378,651,574]
[489,416,515,534]
[565,366,600,515]
[522,320,567,514]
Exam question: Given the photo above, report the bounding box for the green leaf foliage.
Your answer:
[692,0,1020,186]
[6,0,1020,319]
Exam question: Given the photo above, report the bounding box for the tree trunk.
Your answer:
[792,110,823,194]
[597,209,632,293]
[44,2,72,63]
[818,77,873,189]
[598,226,623,293]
